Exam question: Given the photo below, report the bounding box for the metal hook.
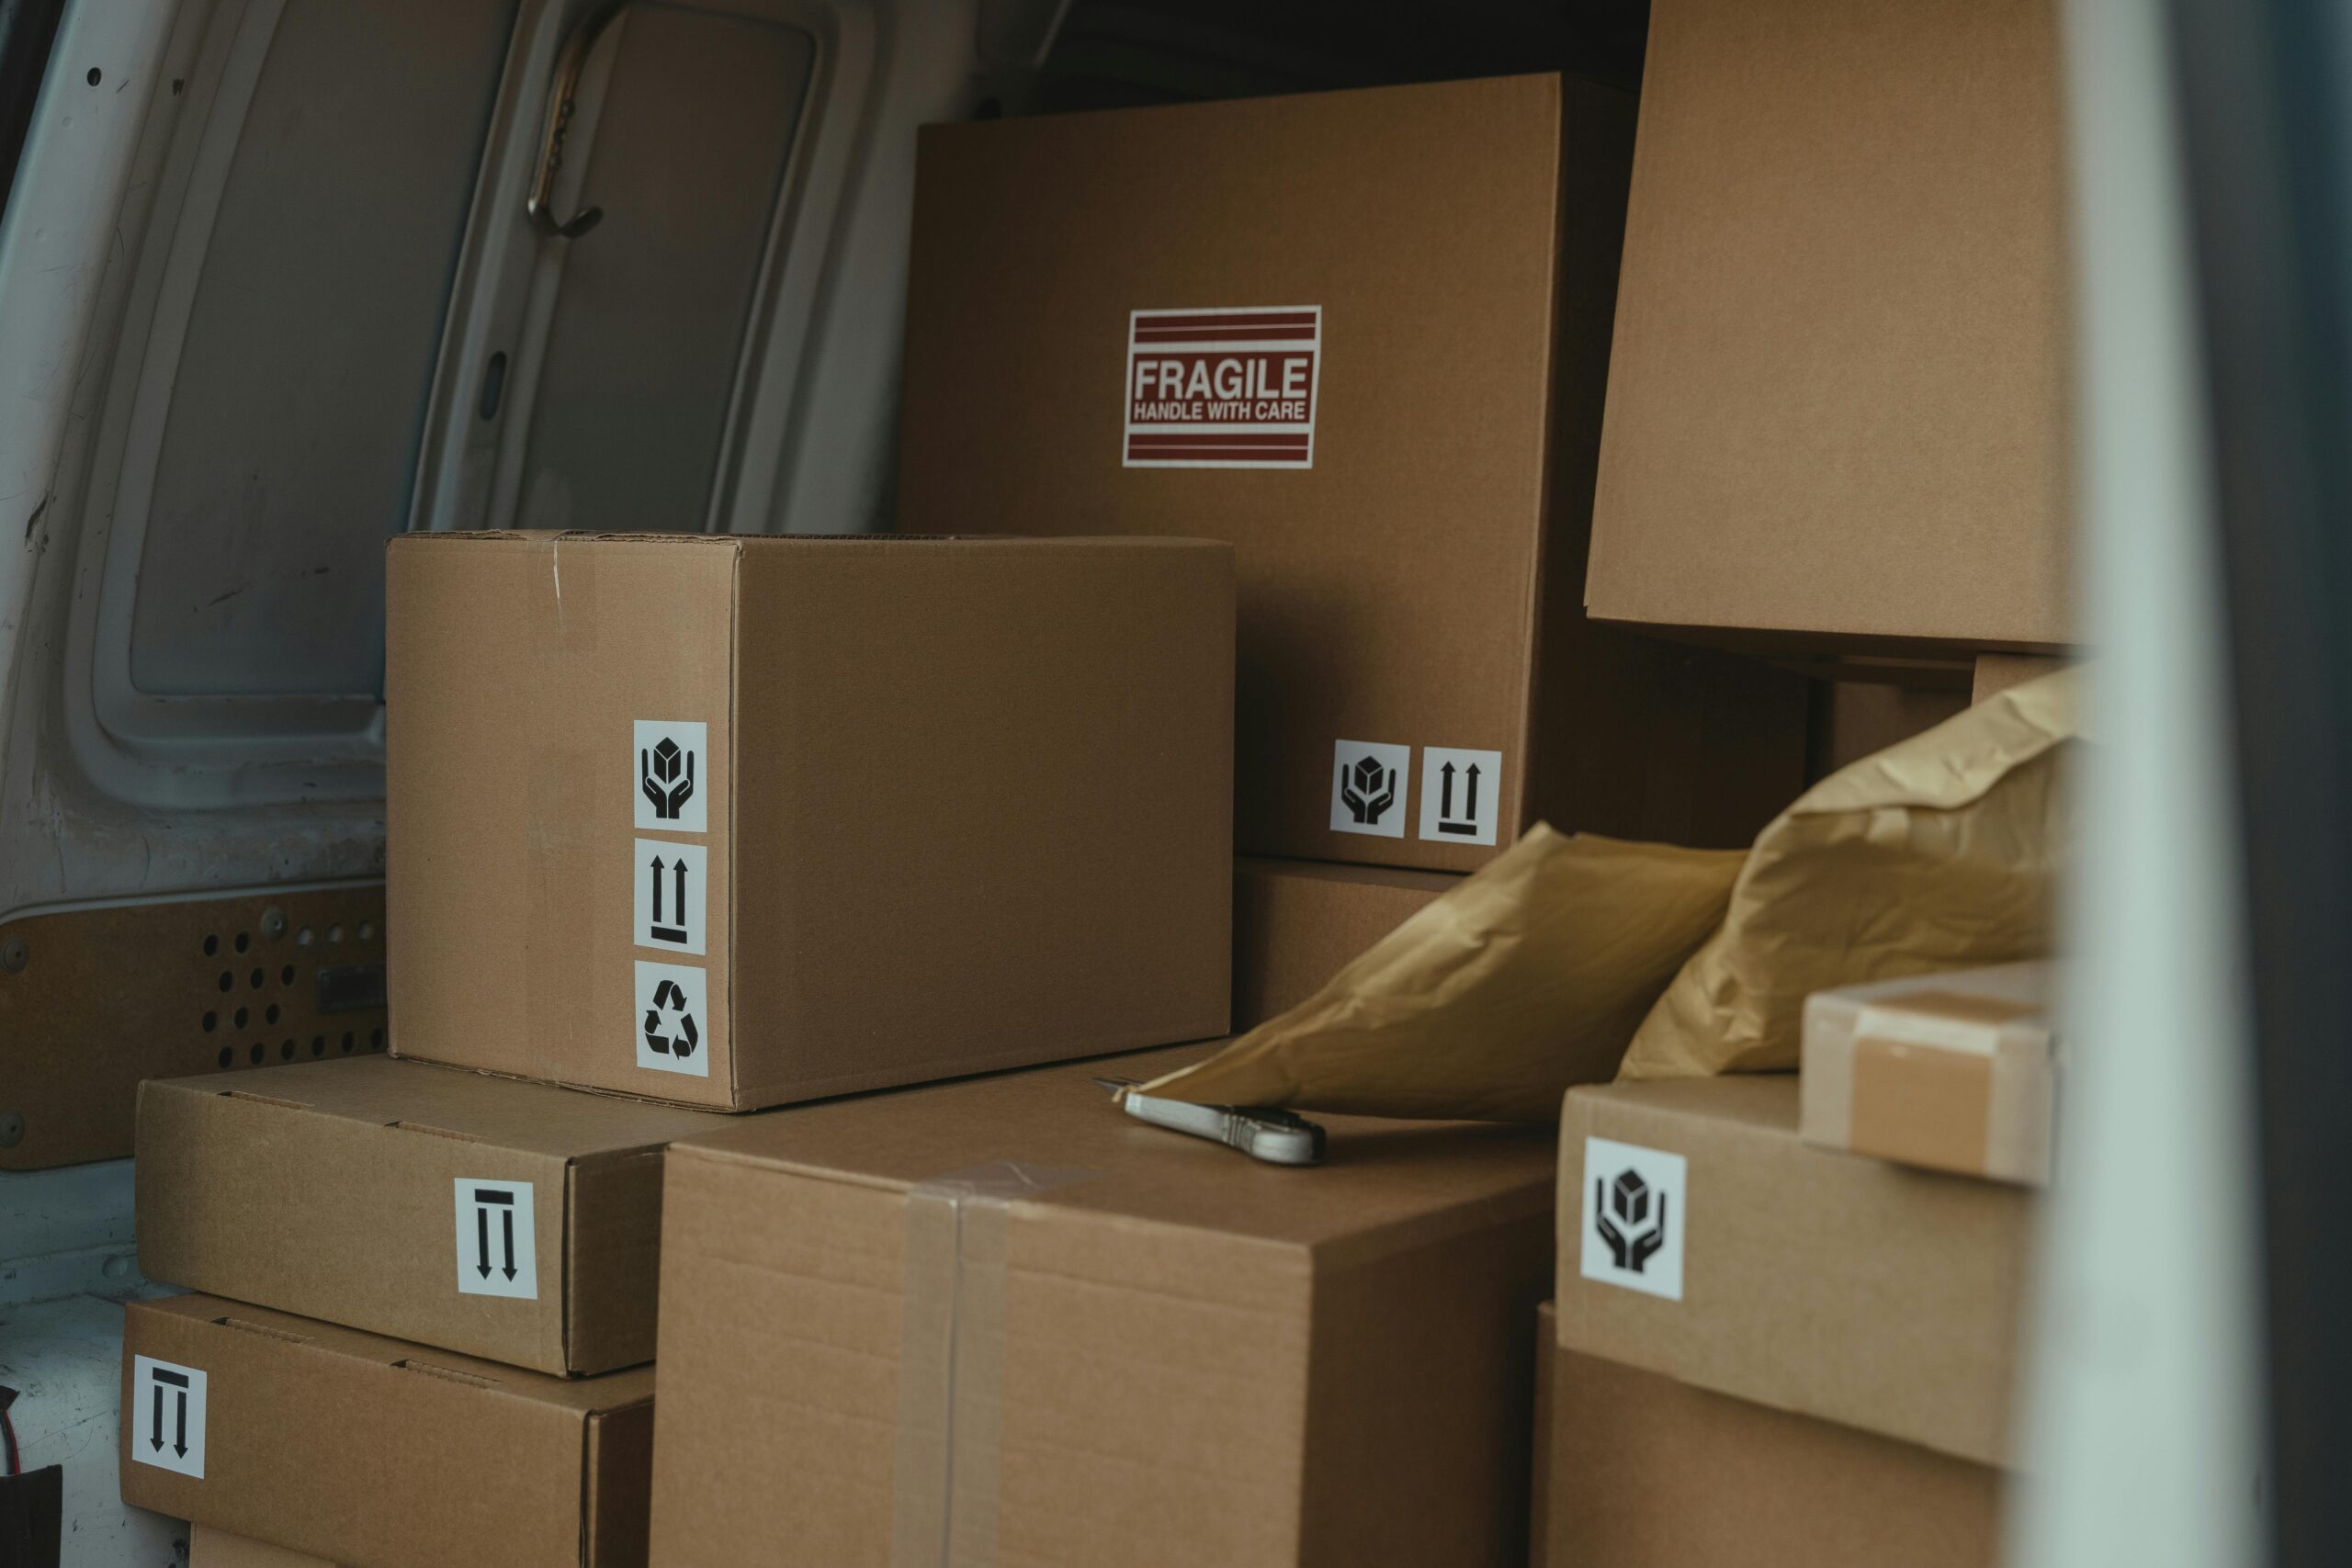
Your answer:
[526,2,630,240]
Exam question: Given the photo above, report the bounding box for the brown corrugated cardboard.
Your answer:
[119,1295,654,1568]
[650,1043,1555,1567]
[387,531,1233,1110]
[1815,681,1971,776]
[137,1056,723,1373]
[1556,1077,2030,1466]
[190,1526,338,1568]
[1587,0,2073,654]
[1975,653,2073,703]
[1232,857,1458,1029]
[1802,963,2057,1186]
[899,74,1808,874]
[1532,1304,2000,1568]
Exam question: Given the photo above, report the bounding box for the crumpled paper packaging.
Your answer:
[1617,666,2081,1080]
[1131,825,1746,1122]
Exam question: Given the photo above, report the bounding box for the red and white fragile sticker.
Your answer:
[1124,306,1320,468]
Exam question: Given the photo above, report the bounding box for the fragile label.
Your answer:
[1125,306,1320,468]
[131,1355,208,1478]
[635,839,708,955]
[455,1179,538,1299]
[1417,747,1502,846]
[1329,739,1409,839]
[634,719,707,833]
[636,959,710,1077]
[1579,1136,1687,1301]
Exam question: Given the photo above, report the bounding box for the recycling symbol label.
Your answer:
[635,960,709,1077]
[633,719,707,832]
[1577,1135,1686,1300]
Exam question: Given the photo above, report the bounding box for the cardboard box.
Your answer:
[1587,0,2073,654]
[1531,1303,2000,1568]
[899,74,1809,874]
[1814,680,1971,777]
[1232,857,1458,1029]
[650,1043,1556,1567]
[190,1526,337,1568]
[1556,1077,2030,1467]
[1802,963,2057,1186]
[1973,653,2071,704]
[138,1055,724,1374]
[119,1295,654,1568]
[386,531,1234,1110]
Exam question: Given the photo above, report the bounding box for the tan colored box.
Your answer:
[190,1526,337,1568]
[1232,857,1458,1029]
[1532,1303,2000,1568]
[1556,1077,2030,1467]
[1587,0,2073,653]
[119,1295,654,1568]
[1802,963,2057,1186]
[387,531,1233,1110]
[138,1056,723,1374]
[899,74,1808,874]
[650,1043,1555,1567]
[1974,653,2072,703]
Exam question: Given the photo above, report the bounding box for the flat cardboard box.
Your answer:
[1802,963,2057,1186]
[119,1295,654,1568]
[1232,857,1458,1030]
[387,532,1233,1110]
[1586,0,2073,654]
[138,1056,724,1374]
[650,1043,1556,1567]
[1556,1077,2030,1466]
[899,74,1808,873]
[1532,1303,2000,1568]
[190,1526,337,1568]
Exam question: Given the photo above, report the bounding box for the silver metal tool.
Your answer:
[1093,1077,1327,1166]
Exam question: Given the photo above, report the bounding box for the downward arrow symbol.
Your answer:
[151,1383,164,1451]
[476,1205,492,1279]
[502,1209,518,1280]
[175,1393,188,1457]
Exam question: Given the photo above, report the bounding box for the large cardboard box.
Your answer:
[650,1043,1555,1567]
[1555,1077,2030,1467]
[138,1056,722,1373]
[190,1526,336,1568]
[1531,1304,2000,1568]
[1802,962,2058,1186]
[119,1295,654,1568]
[899,74,1808,874]
[387,532,1233,1110]
[1586,0,2072,654]
[1232,857,1458,1030]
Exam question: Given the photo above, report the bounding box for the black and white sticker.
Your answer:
[634,839,708,955]
[635,959,709,1077]
[1329,739,1410,839]
[131,1355,207,1478]
[634,719,707,833]
[1578,1136,1686,1300]
[1417,747,1502,845]
[454,1179,538,1299]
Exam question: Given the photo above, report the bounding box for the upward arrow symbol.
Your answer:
[1440,761,1456,818]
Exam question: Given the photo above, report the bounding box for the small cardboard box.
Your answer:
[137,1056,724,1374]
[650,1043,1556,1567]
[1532,1304,2000,1568]
[1556,1077,2031,1467]
[190,1526,337,1568]
[386,531,1234,1110]
[119,1295,654,1568]
[1802,963,2058,1186]
[1586,0,2073,654]
[1232,856,1458,1030]
[899,73,1809,874]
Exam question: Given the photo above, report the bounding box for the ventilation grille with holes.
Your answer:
[0,886,390,1168]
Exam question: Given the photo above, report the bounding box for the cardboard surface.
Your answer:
[899,74,1807,873]
[1532,1305,2000,1568]
[649,1043,1556,1566]
[387,532,1233,1110]
[1815,681,1971,777]
[119,1295,654,1568]
[190,1525,338,1568]
[1232,857,1458,1030]
[1587,0,2072,652]
[137,1055,720,1372]
[1555,1077,2030,1466]
[1803,962,2057,1186]
[1974,653,2073,704]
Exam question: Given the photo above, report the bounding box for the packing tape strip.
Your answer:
[892,1161,1097,1568]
